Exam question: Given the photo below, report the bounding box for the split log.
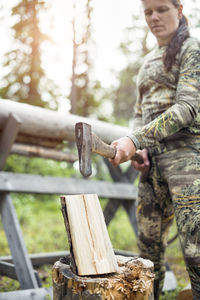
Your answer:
[61,194,118,276]
[0,100,131,147]
[57,194,154,299]
[52,255,154,300]
[11,143,78,163]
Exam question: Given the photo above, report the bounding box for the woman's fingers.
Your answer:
[109,137,136,166]
[131,149,150,174]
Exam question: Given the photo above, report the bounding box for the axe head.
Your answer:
[75,122,92,177]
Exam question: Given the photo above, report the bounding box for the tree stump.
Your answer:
[52,255,154,300]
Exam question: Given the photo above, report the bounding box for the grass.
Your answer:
[0,194,190,299]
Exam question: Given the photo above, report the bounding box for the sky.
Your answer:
[40,0,199,89]
[0,0,199,109]
[40,0,139,91]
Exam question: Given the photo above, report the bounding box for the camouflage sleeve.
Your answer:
[129,42,200,150]
[132,92,143,130]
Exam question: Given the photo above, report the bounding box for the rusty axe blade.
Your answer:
[75,122,144,177]
[75,122,92,177]
[75,122,116,177]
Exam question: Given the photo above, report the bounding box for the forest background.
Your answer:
[0,0,200,299]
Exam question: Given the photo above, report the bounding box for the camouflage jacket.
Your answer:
[129,37,200,153]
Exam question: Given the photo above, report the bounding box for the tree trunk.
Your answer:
[52,255,154,300]
[11,143,78,163]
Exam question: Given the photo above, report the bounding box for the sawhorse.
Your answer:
[0,114,41,290]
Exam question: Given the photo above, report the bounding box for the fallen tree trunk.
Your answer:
[0,100,131,147]
[52,256,154,300]
[11,133,61,148]
[11,143,78,163]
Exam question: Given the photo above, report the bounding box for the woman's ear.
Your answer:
[178,4,183,19]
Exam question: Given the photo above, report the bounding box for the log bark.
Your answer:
[61,194,118,276]
[52,255,154,300]
[11,133,62,148]
[11,143,78,163]
[0,100,131,147]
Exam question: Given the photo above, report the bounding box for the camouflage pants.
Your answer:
[136,145,200,300]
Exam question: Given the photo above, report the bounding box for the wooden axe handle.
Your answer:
[92,133,116,158]
[92,133,144,164]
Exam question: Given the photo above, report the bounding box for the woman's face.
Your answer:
[142,0,183,46]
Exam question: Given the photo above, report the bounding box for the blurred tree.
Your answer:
[110,15,152,125]
[0,0,59,108]
[189,0,200,29]
[70,0,101,117]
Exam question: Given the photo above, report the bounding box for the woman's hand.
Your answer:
[109,137,136,166]
[131,148,150,175]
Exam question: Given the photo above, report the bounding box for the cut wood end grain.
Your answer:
[60,194,119,276]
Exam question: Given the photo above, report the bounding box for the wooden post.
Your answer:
[0,113,40,289]
[52,255,154,300]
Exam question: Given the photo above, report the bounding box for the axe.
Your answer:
[75,122,143,177]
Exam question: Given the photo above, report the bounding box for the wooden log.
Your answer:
[61,194,118,276]
[11,143,78,163]
[0,99,131,147]
[52,255,154,300]
[176,284,192,300]
[0,113,21,170]
[12,133,62,148]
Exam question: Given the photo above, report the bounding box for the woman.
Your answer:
[110,0,200,299]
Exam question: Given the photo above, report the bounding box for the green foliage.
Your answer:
[107,16,150,124]
[105,14,154,125]
[160,288,183,300]
[4,154,78,178]
[108,206,138,252]
[0,277,20,292]
[110,65,139,125]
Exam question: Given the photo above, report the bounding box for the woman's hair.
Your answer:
[163,0,190,71]
[163,13,190,72]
